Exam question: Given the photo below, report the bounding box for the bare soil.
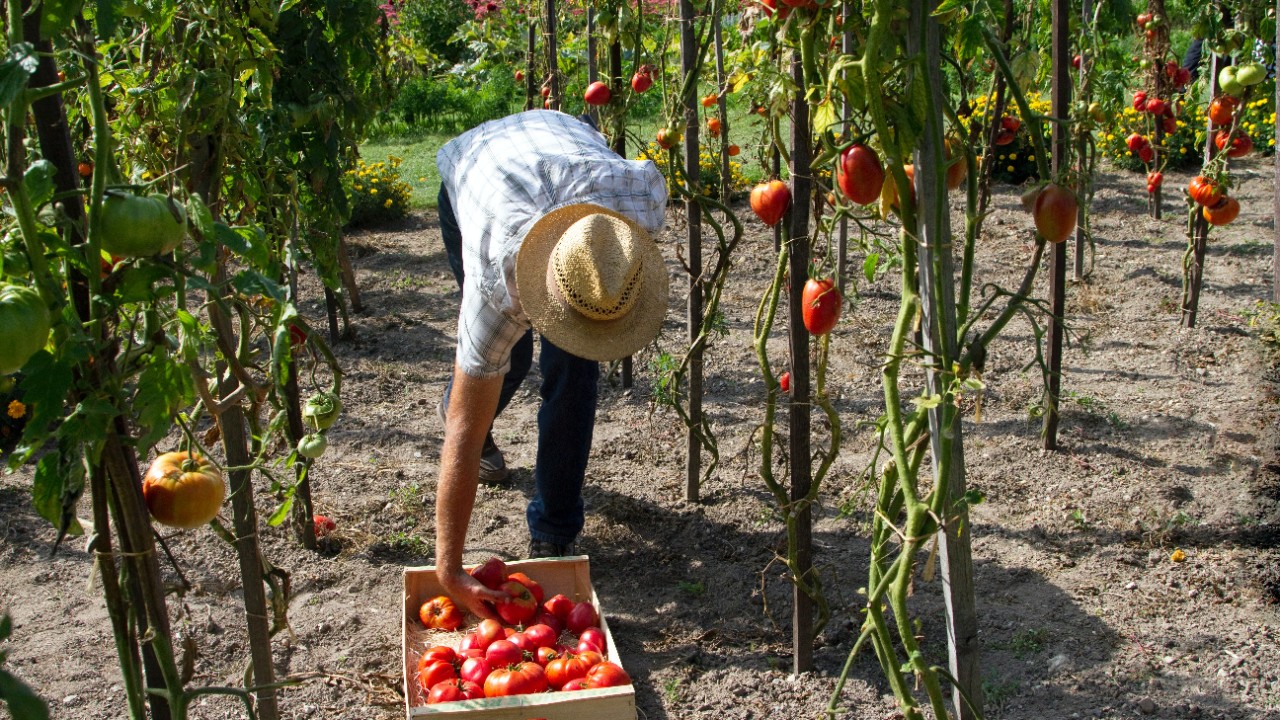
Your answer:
[2,159,1278,720]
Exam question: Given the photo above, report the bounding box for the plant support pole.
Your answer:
[679,0,703,503]
[1042,0,1070,450]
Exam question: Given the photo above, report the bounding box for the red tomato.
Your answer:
[1146,171,1163,189]
[1137,144,1154,163]
[1208,95,1238,125]
[1202,196,1240,226]
[535,645,560,666]
[523,623,558,649]
[778,371,791,393]
[427,678,483,704]
[944,138,968,191]
[1132,90,1147,111]
[1187,175,1223,206]
[1161,116,1177,135]
[631,71,653,94]
[801,278,842,336]
[1144,97,1167,115]
[485,639,523,668]
[545,653,594,690]
[497,580,538,625]
[999,116,1020,133]
[417,659,458,694]
[759,0,776,17]
[418,645,457,670]
[579,626,607,654]
[727,143,740,156]
[506,572,545,605]
[584,661,632,688]
[749,180,791,227]
[1032,184,1078,244]
[993,129,1015,146]
[561,677,590,691]
[542,594,574,623]
[508,631,537,653]
[469,557,508,590]
[77,161,93,178]
[707,116,721,137]
[584,81,612,106]
[460,656,492,686]
[1071,54,1081,69]
[1214,130,1252,158]
[1136,13,1151,27]
[656,126,683,150]
[1125,133,1149,152]
[835,144,885,205]
[701,92,717,108]
[566,601,598,634]
[312,513,335,537]
[483,662,548,697]
[419,595,463,631]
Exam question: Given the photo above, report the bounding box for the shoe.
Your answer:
[479,433,508,484]
[528,540,577,559]
[440,393,508,484]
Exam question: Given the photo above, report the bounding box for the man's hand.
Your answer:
[438,565,508,621]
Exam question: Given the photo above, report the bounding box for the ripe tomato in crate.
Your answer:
[402,556,636,719]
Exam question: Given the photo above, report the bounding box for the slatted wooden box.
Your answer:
[402,557,636,719]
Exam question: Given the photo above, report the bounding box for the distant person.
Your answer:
[433,109,669,619]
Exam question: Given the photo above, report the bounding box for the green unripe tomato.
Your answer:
[98,192,188,258]
[302,391,341,431]
[297,433,328,459]
[1235,62,1267,86]
[0,284,51,375]
[1218,66,1244,96]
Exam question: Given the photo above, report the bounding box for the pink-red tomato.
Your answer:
[631,71,653,93]
[483,662,548,697]
[418,646,457,671]
[584,661,632,688]
[476,619,506,648]
[460,656,492,686]
[583,81,612,106]
[533,610,564,635]
[508,632,537,654]
[1187,176,1223,207]
[566,601,599,635]
[1208,95,1238,125]
[1032,184,1079,244]
[779,371,791,394]
[469,557,508,590]
[561,677,590,691]
[485,639,523,668]
[523,624,558,649]
[1214,130,1252,158]
[749,180,791,227]
[801,278,842,336]
[459,632,488,655]
[835,144,885,205]
[497,580,538,625]
[579,627,607,654]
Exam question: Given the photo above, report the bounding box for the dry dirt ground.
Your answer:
[2,159,1279,720]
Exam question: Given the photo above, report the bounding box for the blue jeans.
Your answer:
[438,186,597,545]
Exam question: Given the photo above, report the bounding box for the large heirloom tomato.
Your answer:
[545,653,595,689]
[483,661,548,697]
[835,144,884,205]
[0,284,51,375]
[98,192,187,258]
[584,661,632,688]
[1187,176,1223,207]
[427,678,483,703]
[142,451,226,529]
[801,278,842,336]
[1202,196,1240,226]
[419,596,463,631]
[497,580,538,625]
[417,659,458,694]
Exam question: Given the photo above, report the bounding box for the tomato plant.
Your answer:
[141,452,226,529]
[801,278,841,336]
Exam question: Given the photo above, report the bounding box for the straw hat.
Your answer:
[516,204,668,362]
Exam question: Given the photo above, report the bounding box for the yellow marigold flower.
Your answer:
[1170,548,1186,563]
[384,199,393,208]
[370,188,378,195]
[353,184,363,191]
[1008,153,1017,160]
[1028,155,1035,161]
[7,399,25,419]
[1006,165,1014,172]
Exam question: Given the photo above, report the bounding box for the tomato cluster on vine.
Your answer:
[415,558,631,705]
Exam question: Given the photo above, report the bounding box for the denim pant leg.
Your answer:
[437,185,532,419]
[526,336,598,544]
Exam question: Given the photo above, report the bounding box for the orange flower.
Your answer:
[7,399,26,419]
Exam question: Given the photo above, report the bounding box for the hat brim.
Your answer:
[516,203,668,362]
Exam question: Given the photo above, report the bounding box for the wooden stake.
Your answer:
[679,0,703,504]
[1042,0,1070,450]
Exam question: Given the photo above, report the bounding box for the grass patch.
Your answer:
[361,130,452,210]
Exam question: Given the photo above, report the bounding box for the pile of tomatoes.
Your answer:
[415,558,631,705]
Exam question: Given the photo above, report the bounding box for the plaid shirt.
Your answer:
[437,110,668,378]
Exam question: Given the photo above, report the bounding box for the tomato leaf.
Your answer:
[134,354,194,454]
[215,224,272,270]
[0,44,38,109]
[231,271,286,305]
[10,350,74,467]
[39,0,85,40]
[22,160,57,210]
[115,264,177,305]
[31,449,83,539]
[863,253,880,283]
[0,668,50,720]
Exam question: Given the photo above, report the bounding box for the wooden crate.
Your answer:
[402,557,636,720]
